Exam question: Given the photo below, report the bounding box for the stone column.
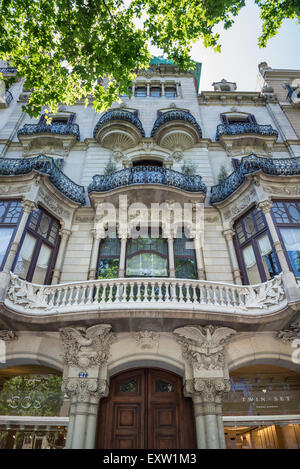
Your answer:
[65,398,77,449]
[193,236,206,280]
[191,394,207,449]
[88,230,102,280]
[223,229,242,284]
[161,82,165,97]
[0,200,36,299]
[176,82,180,98]
[167,235,175,277]
[146,82,150,97]
[119,234,127,277]
[52,229,71,284]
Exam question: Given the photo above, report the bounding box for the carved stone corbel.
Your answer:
[276,321,300,343]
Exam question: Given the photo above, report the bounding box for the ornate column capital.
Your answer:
[184,377,231,405]
[62,377,109,403]
[91,228,105,240]
[59,228,71,240]
[276,321,300,343]
[173,325,236,372]
[223,229,235,241]
[60,324,115,370]
[257,199,273,214]
[0,330,17,341]
[21,200,36,213]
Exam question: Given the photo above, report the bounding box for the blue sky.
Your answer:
[154,0,299,92]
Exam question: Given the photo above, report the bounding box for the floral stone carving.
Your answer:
[239,274,285,311]
[62,377,108,402]
[7,273,51,311]
[276,321,300,343]
[135,331,159,349]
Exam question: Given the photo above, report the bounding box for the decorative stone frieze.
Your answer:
[0,330,17,341]
[222,187,256,220]
[276,321,300,343]
[173,325,236,371]
[240,274,285,310]
[62,377,108,402]
[60,325,115,370]
[135,331,159,349]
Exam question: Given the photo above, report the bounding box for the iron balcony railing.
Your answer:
[88,165,207,194]
[5,90,13,105]
[211,154,300,203]
[216,123,278,140]
[151,110,202,137]
[0,155,85,205]
[93,109,145,138]
[17,123,80,140]
[0,67,17,74]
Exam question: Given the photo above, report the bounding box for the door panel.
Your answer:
[96,368,196,449]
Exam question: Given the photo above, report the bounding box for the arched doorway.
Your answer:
[96,368,196,449]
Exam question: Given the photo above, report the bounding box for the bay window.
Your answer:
[13,207,60,284]
[271,201,300,282]
[0,200,22,269]
[234,207,280,284]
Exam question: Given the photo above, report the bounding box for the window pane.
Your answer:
[150,87,161,97]
[14,234,37,279]
[242,245,261,284]
[32,244,52,284]
[165,87,176,98]
[98,258,119,279]
[37,213,51,238]
[135,87,146,97]
[4,201,22,223]
[175,258,196,279]
[0,227,14,267]
[257,234,279,280]
[126,253,167,277]
[280,228,300,281]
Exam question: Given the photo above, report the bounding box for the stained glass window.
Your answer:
[118,379,137,393]
[126,234,168,277]
[0,200,23,269]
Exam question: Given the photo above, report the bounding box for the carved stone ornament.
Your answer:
[223,187,256,220]
[173,325,236,371]
[39,187,71,219]
[135,331,159,349]
[0,330,17,341]
[62,377,108,402]
[60,324,115,369]
[184,377,231,402]
[239,274,285,311]
[7,273,51,311]
[276,321,300,343]
[262,184,300,196]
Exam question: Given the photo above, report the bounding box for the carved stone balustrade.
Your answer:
[88,165,207,194]
[211,154,300,203]
[5,272,287,320]
[0,155,85,205]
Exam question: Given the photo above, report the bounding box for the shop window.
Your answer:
[97,237,120,279]
[0,200,23,270]
[271,201,300,282]
[13,207,60,284]
[174,232,197,279]
[126,233,168,277]
[234,207,280,284]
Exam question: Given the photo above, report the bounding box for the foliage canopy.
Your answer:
[0,0,299,117]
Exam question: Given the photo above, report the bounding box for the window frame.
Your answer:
[173,231,198,279]
[12,206,60,285]
[96,236,121,279]
[0,199,23,270]
[234,206,281,284]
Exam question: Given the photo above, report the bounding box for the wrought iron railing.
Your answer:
[151,110,202,137]
[5,90,13,105]
[0,67,17,74]
[0,155,85,205]
[17,123,80,140]
[211,154,300,203]
[88,165,207,193]
[216,123,278,140]
[93,109,145,138]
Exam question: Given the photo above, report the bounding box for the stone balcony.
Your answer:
[17,123,80,156]
[0,155,85,205]
[3,272,292,329]
[211,154,300,204]
[88,165,207,195]
[216,123,278,154]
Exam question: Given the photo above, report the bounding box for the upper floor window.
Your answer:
[165,87,177,98]
[221,113,257,125]
[13,207,60,284]
[0,200,22,269]
[150,87,161,98]
[39,113,76,125]
[132,159,163,168]
[97,237,120,279]
[174,232,197,279]
[135,87,147,98]
[126,233,168,277]
[234,207,280,284]
[272,201,300,282]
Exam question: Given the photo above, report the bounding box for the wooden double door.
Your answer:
[96,368,196,449]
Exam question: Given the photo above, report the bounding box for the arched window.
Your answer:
[97,237,120,279]
[13,207,60,284]
[174,232,197,279]
[126,233,168,277]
